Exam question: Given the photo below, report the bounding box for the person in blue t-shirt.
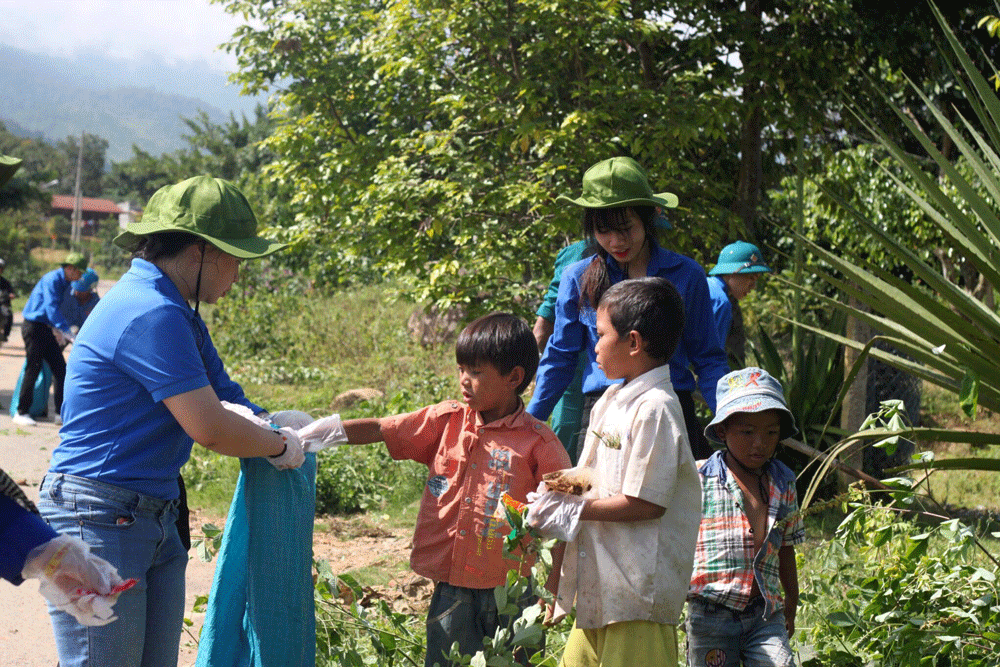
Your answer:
[13,251,88,426]
[527,157,728,460]
[707,241,771,369]
[38,175,307,667]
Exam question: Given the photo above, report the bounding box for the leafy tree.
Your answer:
[217,0,758,314]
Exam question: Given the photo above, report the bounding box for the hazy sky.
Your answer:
[0,0,245,71]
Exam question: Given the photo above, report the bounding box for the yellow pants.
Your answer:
[560,620,678,667]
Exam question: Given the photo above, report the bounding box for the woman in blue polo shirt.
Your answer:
[38,176,306,667]
[527,157,729,460]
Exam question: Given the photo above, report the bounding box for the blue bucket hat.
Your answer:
[709,241,771,276]
[705,367,798,444]
[72,268,99,292]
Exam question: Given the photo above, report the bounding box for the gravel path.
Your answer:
[0,283,216,667]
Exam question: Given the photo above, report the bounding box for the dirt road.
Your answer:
[0,294,221,667]
[0,285,413,666]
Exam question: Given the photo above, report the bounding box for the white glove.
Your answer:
[21,535,131,627]
[221,402,305,470]
[525,484,587,543]
[297,415,347,453]
[267,427,305,470]
[221,401,270,428]
[271,410,315,430]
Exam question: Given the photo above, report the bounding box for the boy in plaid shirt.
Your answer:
[686,367,804,667]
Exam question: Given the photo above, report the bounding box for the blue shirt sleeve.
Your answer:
[22,269,73,333]
[707,277,732,357]
[0,494,58,585]
[527,261,590,421]
[116,307,211,403]
[193,315,264,414]
[685,272,729,414]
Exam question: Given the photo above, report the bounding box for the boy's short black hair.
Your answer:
[598,277,684,362]
[455,312,538,394]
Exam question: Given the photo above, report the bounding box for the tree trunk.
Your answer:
[841,297,870,489]
[731,0,764,243]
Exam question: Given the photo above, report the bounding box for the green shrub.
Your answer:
[801,489,1000,666]
[314,445,425,516]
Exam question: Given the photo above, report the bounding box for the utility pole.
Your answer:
[71,131,83,248]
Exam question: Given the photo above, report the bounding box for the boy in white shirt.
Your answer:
[527,276,702,667]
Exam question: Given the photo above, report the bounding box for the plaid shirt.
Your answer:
[687,451,804,617]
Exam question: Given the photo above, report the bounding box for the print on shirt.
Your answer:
[592,428,623,450]
[478,447,514,558]
[427,475,449,497]
[704,648,727,667]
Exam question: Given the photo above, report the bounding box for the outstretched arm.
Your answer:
[579,494,665,522]
[342,418,386,444]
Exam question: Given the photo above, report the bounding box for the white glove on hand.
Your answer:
[297,415,348,453]
[525,484,587,543]
[270,410,315,430]
[221,401,270,428]
[21,535,128,627]
[221,402,305,470]
[266,427,305,470]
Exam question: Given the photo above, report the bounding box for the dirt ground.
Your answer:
[0,291,416,666]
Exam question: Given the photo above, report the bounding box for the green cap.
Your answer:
[114,175,287,259]
[0,155,22,189]
[557,157,679,210]
[708,241,771,276]
[63,252,89,270]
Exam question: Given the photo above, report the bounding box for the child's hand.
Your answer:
[784,606,796,638]
[525,488,586,542]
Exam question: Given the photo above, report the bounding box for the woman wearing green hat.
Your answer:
[526,157,729,460]
[37,176,306,667]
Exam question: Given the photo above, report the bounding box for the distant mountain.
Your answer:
[0,44,265,164]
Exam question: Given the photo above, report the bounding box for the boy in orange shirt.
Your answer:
[303,312,570,666]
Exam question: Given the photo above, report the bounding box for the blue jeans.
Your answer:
[38,473,188,667]
[425,581,536,667]
[686,597,794,667]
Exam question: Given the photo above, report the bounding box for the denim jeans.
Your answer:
[38,473,187,667]
[425,581,536,667]
[686,597,794,667]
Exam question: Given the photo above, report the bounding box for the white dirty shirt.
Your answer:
[555,364,702,629]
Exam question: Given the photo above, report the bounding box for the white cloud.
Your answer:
[0,0,245,70]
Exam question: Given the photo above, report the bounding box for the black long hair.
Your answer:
[579,205,657,310]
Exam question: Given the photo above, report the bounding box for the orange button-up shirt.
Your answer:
[382,400,570,589]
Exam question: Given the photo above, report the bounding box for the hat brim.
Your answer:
[708,262,771,276]
[704,397,798,444]
[114,227,287,259]
[556,191,679,209]
[0,156,23,189]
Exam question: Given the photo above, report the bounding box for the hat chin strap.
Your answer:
[193,242,205,316]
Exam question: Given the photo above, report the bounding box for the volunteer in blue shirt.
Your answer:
[13,250,88,426]
[707,241,771,369]
[38,175,306,667]
[0,154,125,625]
[527,157,728,459]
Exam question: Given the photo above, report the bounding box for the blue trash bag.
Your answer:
[10,360,53,418]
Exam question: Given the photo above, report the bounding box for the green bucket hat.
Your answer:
[63,252,89,270]
[114,175,287,259]
[0,155,23,189]
[556,157,679,210]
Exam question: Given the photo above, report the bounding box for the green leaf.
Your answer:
[960,369,979,418]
